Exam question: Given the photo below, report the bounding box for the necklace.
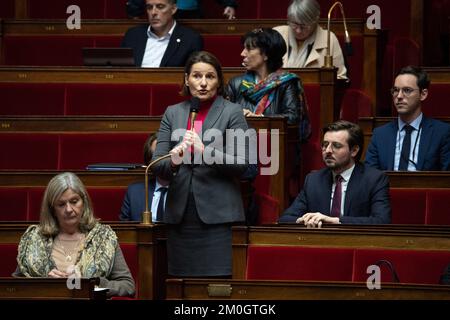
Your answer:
[55,235,84,263]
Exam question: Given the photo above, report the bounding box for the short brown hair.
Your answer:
[323,120,364,161]
[143,133,158,165]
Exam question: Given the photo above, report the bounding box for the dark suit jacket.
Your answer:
[365,117,450,171]
[119,180,156,221]
[121,23,203,67]
[152,96,249,224]
[278,163,391,224]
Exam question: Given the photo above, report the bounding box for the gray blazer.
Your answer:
[152,96,249,224]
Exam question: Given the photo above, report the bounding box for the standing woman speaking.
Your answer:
[152,51,250,277]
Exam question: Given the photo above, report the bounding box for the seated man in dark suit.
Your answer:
[365,65,450,171]
[121,0,203,67]
[279,120,391,227]
[120,133,169,222]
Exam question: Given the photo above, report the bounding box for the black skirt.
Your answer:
[167,191,232,277]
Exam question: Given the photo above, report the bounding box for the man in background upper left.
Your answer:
[121,0,203,67]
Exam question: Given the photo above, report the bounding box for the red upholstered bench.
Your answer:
[3,36,95,66]
[255,192,279,225]
[65,84,152,116]
[0,186,127,222]
[390,188,450,225]
[119,243,139,297]
[59,133,148,170]
[353,248,450,285]
[89,187,127,221]
[0,0,15,19]
[28,0,105,19]
[246,246,355,281]
[423,84,450,117]
[151,84,186,115]
[0,133,59,170]
[0,244,19,277]
[0,83,65,116]
[203,35,243,67]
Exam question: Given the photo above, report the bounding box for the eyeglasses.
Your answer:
[390,87,420,97]
[287,21,312,30]
[321,141,344,152]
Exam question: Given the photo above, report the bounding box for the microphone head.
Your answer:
[190,97,201,113]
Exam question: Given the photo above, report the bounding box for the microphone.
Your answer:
[178,97,201,158]
[189,96,201,131]
[324,1,352,67]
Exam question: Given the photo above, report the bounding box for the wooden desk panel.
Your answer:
[166,278,450,300]
[231,225,450,279]
[0,277,102,300]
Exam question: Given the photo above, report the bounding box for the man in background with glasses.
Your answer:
[279,120,391,227]
[365,66,450,171]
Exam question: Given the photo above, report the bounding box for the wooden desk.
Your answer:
[166,278,450,300]
[231,225,450,279]
[0,277,104,299]
[0,222,167,300]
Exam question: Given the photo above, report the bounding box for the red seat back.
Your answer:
[246,246,354,281]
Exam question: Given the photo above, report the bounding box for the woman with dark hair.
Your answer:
[226,28,309,128]
[151,50,250,277]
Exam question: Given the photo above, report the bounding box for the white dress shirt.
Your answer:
[141,21,177,68]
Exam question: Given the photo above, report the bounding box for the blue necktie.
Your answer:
[156,187,168,221]
[398,125,413,171]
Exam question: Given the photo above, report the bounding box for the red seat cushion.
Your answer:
[59,133,147,169]
[389,189,426,224]
[28,0,105,19]
[3,36,94,66]
[203,35,242,67]
[66,84,151,115]
[28,187,46,221]
[150,84,186,116]
[0,134,59,170]
[88,187,127,221]
[246,246,354,281]
[426,189,450,225]
[0,244,18,276]
[0,83,65,116]
[0,188,28,221]
[353,248,450,285]
[0,0,15,18]
[255,193,279,225]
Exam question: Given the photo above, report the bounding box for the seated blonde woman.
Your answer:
[14,172,135,298]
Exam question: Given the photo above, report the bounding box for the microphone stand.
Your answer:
[324,1,350,68]
[141,153,171,225]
